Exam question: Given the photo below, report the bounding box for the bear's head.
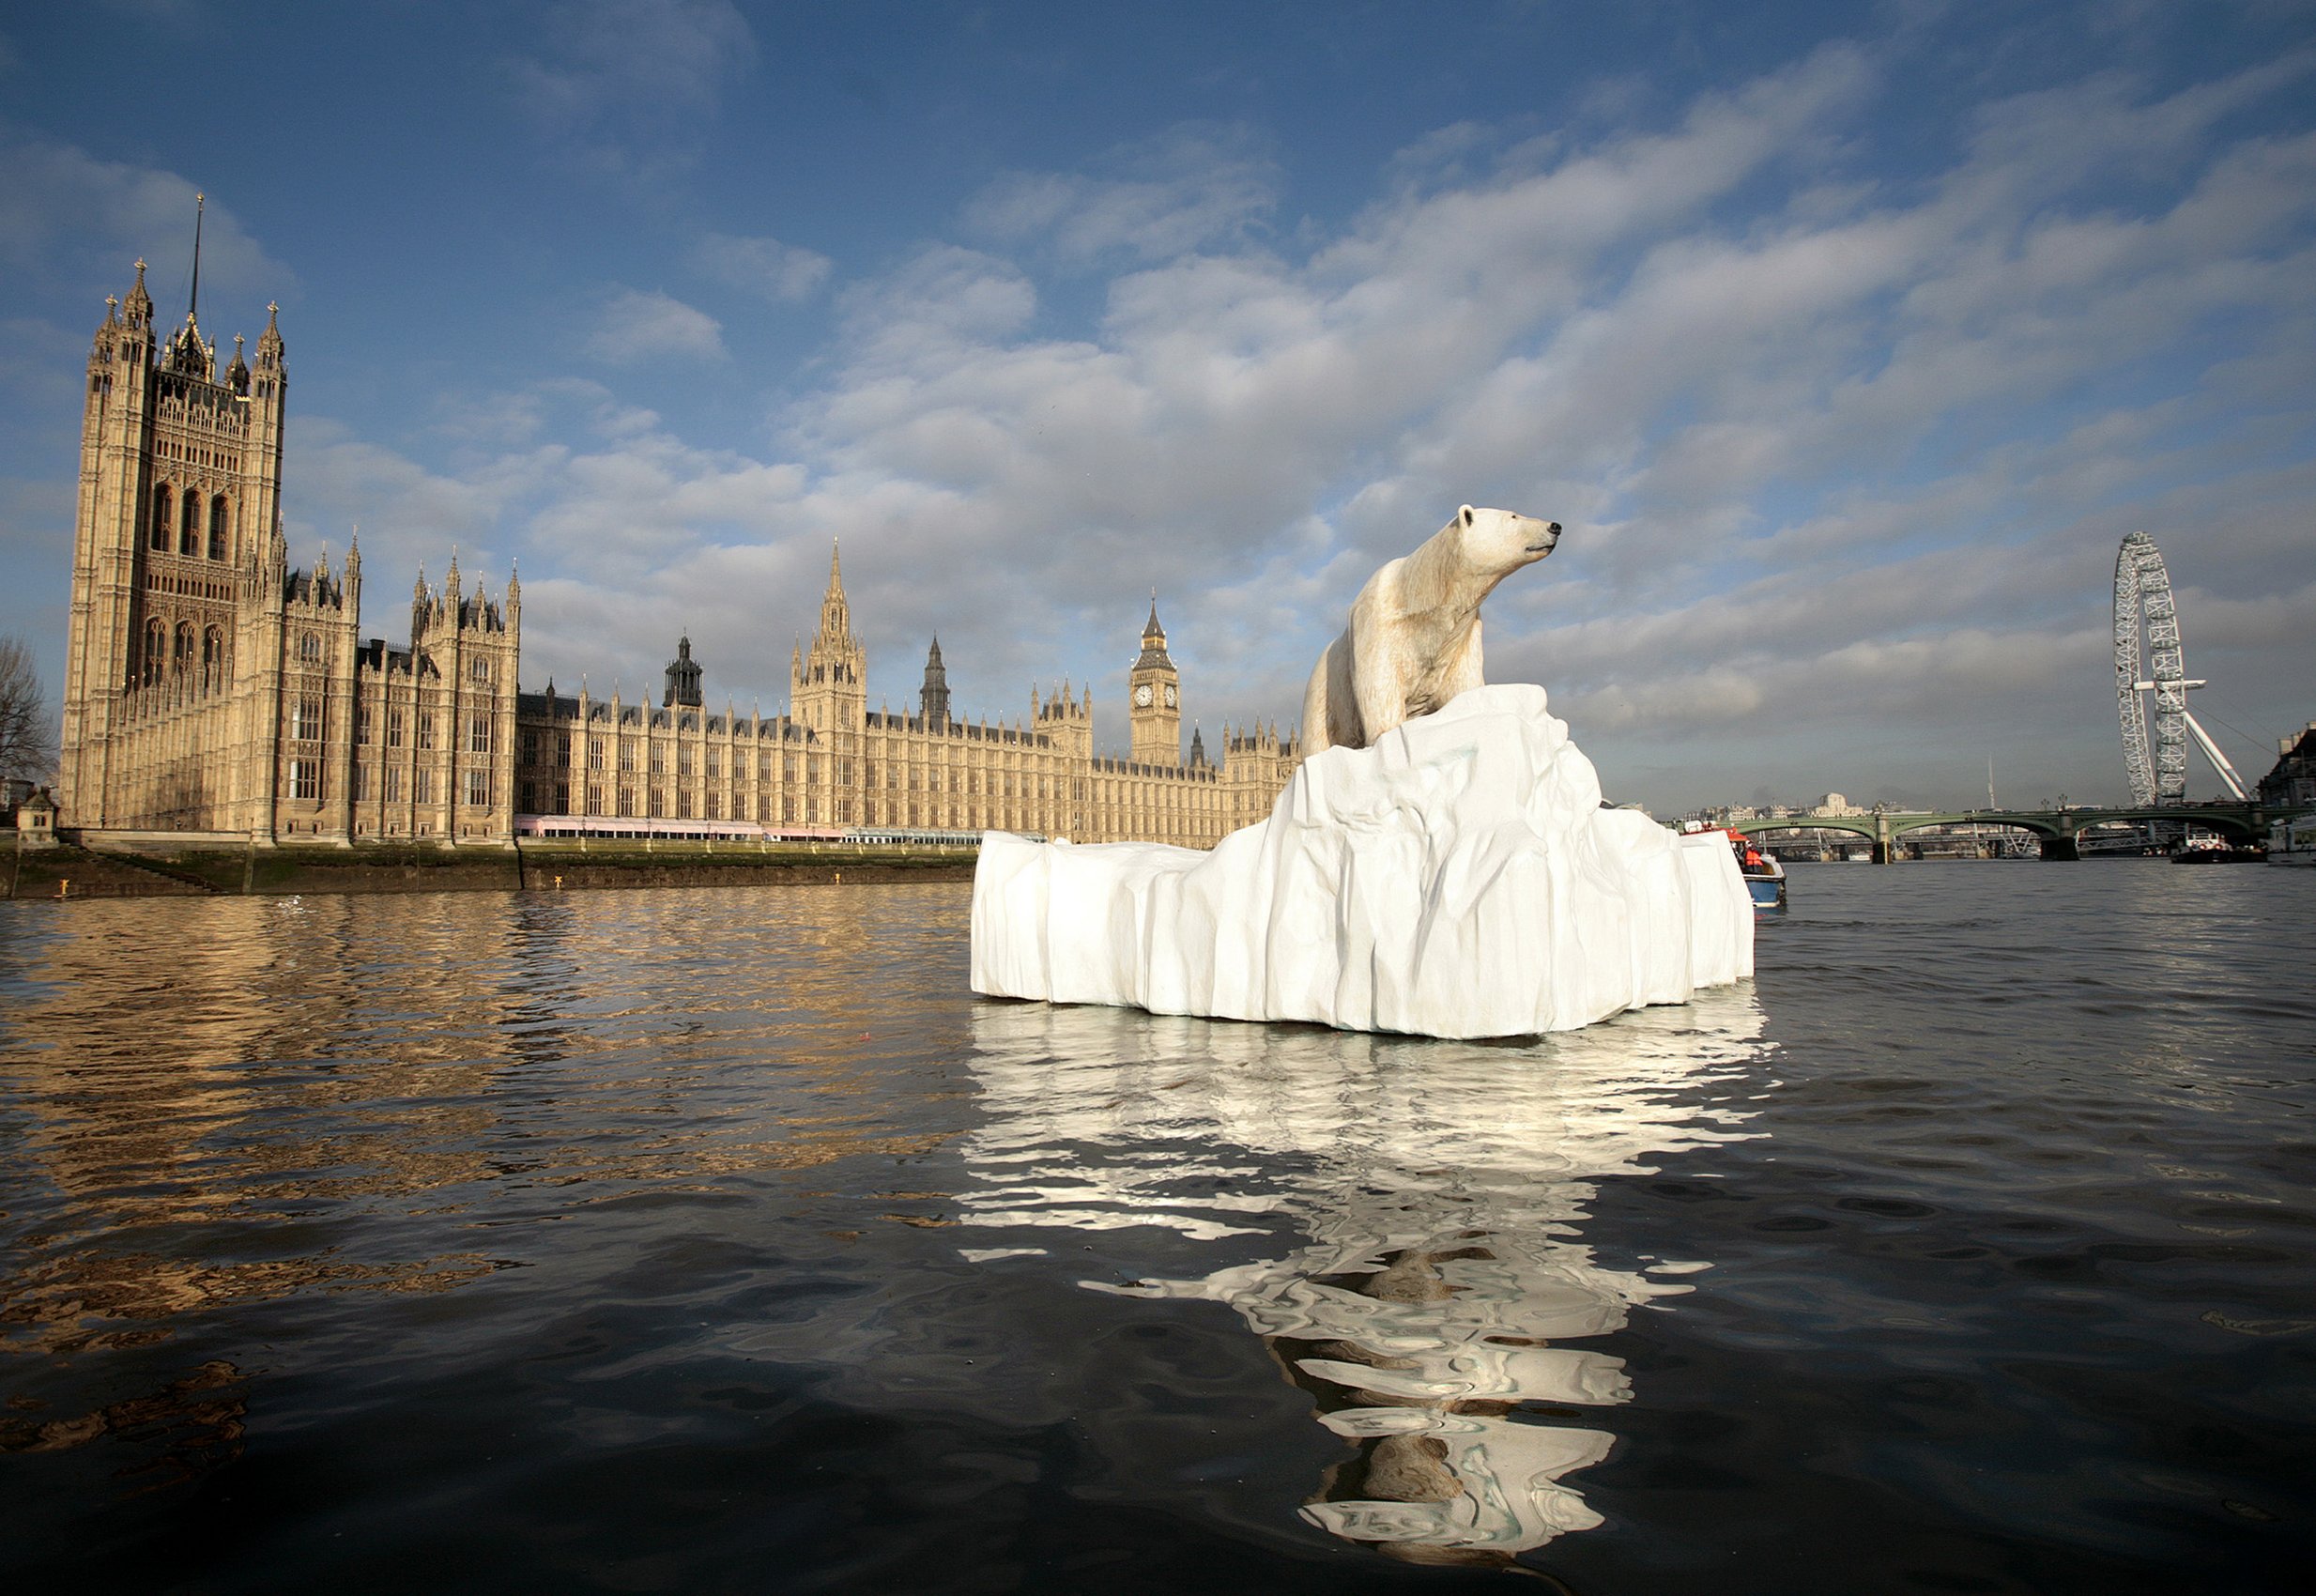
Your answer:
[1453,505,1562,576]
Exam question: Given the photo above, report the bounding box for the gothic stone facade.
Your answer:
[509,546,1301,846]
[58,265,1299,848]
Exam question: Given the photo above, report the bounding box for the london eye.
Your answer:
[2113,531,2247,805]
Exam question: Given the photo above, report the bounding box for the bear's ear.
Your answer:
[1459,505,1474,528]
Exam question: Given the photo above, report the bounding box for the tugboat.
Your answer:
[2170,832,2265,864]
[1735,835,1788,910]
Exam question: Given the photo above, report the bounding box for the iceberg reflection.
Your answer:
[961,991,1770,1564]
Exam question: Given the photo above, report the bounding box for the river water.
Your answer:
[1,863,2309,1593]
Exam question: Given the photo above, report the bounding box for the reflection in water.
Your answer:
[962,993,1769,1565]
[0,890,964,1362]
[0,1360,247,1492]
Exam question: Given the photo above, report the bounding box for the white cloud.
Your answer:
[585,288,728,364]
[964,123,1282,266]
[0,133,292,303]
[257,39,2316,807]
[693,231,833,302]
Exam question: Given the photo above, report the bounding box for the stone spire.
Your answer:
[799,539,865,694]
[124,259,153,330]
[920,635,951,732]
[664,634,704,708]
[793,538,868,732]
[1133,595,1174,671]
[814,539,856,655]
[255,300,284,372]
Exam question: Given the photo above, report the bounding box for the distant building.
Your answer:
[510,551,1301,847]
[54,254,1300,849]
[1812,792,1863,817]
[2258,720,2316,807]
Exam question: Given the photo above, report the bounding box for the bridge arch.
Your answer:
[1729,805,2273,857]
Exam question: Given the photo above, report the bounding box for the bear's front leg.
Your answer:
[1351,638,1411,744]
[1438,617,1487,703]
[1302,637,1344,753]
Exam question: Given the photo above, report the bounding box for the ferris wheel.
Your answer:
[2113,530,2247,806]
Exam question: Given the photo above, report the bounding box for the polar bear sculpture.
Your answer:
[1302,505,1560,754]
[970,683,1753,1040]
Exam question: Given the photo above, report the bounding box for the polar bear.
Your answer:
[1301,505,1561,753]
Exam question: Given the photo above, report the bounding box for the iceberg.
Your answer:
[970,683,1752,1038]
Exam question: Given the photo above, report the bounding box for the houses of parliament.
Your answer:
[55,256,1303,851]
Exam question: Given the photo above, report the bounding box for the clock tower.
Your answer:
[1128,596,1181,766]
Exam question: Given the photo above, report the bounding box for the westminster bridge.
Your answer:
[1727,802,2309,862]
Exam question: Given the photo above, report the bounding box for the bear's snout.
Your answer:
[1526,520,1563,553]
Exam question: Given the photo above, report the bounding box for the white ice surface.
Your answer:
[969,684,1752,1038]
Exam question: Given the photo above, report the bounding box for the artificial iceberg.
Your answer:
[970,683,1752,1038]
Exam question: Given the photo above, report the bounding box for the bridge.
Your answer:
[1726,802,2308,861]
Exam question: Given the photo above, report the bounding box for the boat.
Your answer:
[2171,834,2264,864]
[1741,850,1788,908]
[1679,825,1789,909]
[2267,816,2316,867]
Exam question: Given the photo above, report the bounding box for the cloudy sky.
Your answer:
[2,1,2310,812]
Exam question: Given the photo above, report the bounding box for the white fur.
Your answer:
[1302,505,1561,752]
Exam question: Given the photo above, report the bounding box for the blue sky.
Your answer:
[2,0,2311,812]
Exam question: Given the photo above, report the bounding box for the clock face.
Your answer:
[1163,685,1176,707]
[1134,684,1154,707]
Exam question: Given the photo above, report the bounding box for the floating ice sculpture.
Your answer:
[970,683,1752,1038]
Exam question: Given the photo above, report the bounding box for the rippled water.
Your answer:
[1,864,2309,1593]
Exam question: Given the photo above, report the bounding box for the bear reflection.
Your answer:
[960,993,1767,1564]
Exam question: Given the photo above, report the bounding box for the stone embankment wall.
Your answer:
[6,839,977,898]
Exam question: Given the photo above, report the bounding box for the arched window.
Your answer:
[144,618,167,683]
[202,626,227,686]
[150,485,172,553]
[174,621,195,674]
[179,490,201,556]
[299,632,321,662]
[207,498,230,560]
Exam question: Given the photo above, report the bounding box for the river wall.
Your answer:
[6,838,979,898]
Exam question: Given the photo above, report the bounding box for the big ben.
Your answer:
[1128,597,1181,766]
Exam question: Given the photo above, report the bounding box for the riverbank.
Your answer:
[5,837,979,898]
